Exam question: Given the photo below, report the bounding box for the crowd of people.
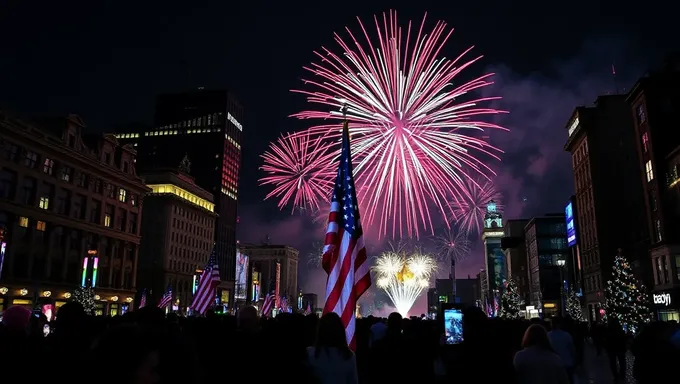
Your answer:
[0,303,678,384]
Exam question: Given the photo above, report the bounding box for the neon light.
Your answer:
[227,113,242,131]
[147,184,215,212]
[92,257,99,287]
[81,258,89,287]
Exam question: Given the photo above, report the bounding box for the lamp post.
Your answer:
[557,259,566,316]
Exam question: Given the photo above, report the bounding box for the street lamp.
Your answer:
[557,259,566,316]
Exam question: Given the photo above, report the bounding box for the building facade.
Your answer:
[525,215,570,318]
[501,219,530,304]
[481,201,504,304]
[564,95,649,322]
[0,113,149,316]
[240,244,299,310]
[627,58,680,321]
[137,160,217,313]
[112,88,243,304]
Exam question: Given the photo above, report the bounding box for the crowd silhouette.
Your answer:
[0,303,678,384]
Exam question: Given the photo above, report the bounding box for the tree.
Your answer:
[566,287,585,322]
[605,251,648,333]
[72,286,96,315]
[499,279,523,319]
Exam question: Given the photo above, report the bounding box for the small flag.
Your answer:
[305,303,312,315]
[280,295,289,313]
[157,284,173,309]
[190,247,221,314]
[321,110,371,350]
[262,292,275,317]
[139,289,147,309]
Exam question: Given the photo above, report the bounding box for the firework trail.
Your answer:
[434,228,471,263]
[373,249,437,317]
[280,11,507,238]
[260,133,336,212]
[450,178,503,235]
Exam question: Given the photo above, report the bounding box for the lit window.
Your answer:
[36,221,46,231]
[104,214,112,227]
[118,188,127,203]
[43,158,54,175]
[642,132,649,153]
[19,216,29,227]
[39,196,49,210]
[645,160,654,182]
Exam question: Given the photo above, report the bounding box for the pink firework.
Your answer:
[434,228,471,263]
[289,11,508,238]
[259,133,336,212]
[451,178,503,236]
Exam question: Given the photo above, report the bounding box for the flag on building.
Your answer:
[280,295,289,313]
[321,110,371,350]
[157,284,173,309]
[139,289,147,309]
[305,303,312,315]
[262,291,275,317]
[493,295,500,317]
[190,247,221,314]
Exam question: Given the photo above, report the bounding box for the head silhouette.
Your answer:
[314,312,352,360]
[522,324,553,351]
[386,312,403,336]
[238,305,259,332]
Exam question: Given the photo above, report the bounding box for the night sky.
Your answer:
[1,1,678,313]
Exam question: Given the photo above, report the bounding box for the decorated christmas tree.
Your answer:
[72,286,96,315]
[605,250,647,333]
[499,279,523,319]
[566,287,585,322]
[634,284,653,326]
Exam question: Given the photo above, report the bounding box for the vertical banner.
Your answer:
[275,262,281,309]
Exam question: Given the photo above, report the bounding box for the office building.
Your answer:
[501,219,530,304]
[240,244,299,310]
[0,113,148,316]
[627,57,680,321]
[137,158,217,312]
[564,95,649,321]
[525,214,570,317]
[113,89,243,303]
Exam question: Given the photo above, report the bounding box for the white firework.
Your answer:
[434,228,472,263]
[373,250,437,317]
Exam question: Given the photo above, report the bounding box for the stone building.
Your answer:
[137,158,217,312]
[0,113,149,316]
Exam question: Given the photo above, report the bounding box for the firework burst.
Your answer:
[450,178,503,235]
[259,133,336,212]
[434,228,471,263]
[281,11,507,238]
[307,241,325,267]
[373,249,437,317]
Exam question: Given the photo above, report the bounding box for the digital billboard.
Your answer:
[565,201,577,247]
[235,251,249,300]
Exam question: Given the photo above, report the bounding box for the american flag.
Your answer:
[157,284,173,308]
[261,291,275,317]
[139,289,147,309]
[321,113,371,350]
[190,247,221,314]
[279,295,289,312]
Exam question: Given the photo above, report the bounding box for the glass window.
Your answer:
[646,160,654,182]
[636,104,646,124]
[642,132,649,153]
[43,159,54,175]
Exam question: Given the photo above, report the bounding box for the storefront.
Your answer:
[651,288,679,322]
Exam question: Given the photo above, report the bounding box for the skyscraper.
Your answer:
[113,89,243,305]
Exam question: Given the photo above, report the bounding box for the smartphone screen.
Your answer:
[444,308,464,344]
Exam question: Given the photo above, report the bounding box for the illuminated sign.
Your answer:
[653,293,671,306]
[568,117,580,137]
[227,113,242,131]
[565,201,577,247]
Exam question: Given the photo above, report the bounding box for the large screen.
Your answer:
[235,251,249,300]
[565,201,577,247]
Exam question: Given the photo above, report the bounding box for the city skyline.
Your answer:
[1,2,678,314]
